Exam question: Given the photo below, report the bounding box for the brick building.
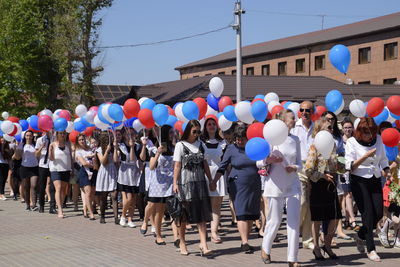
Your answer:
[175,12,400,85]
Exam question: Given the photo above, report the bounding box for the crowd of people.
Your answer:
[1,100,400,266]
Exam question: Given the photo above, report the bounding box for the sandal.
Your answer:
[367,250,381,262]
[211,236,223,244]
[350,221,360,232]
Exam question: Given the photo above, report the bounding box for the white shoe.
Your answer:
[127,221,136,228]
[378,231,390,248]
[151,226,156,233]
[302,242,314,250]
[119,217,127,227]
[367,250,381,262]
[394,238,400,249]
[0,196,7,201]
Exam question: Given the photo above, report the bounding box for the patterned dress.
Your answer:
[148,153,174,199]
[178,142,212,224]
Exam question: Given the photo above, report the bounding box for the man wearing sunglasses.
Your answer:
[290,100,315,250]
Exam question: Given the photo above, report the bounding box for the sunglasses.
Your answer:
[191,130,201,135]
[299,108,311,113]
[326,117,335,122]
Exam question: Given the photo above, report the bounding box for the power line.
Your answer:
[246,9,379,19]
[96,24,233,49]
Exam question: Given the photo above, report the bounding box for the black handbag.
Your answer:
[166,195,185,226]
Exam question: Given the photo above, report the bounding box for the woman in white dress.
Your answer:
[201,116,226,243]
[258,110,302,267]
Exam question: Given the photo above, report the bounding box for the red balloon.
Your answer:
[246,122,265,140]
[281,101,288,106]
[174,120,184,135]
[138,109,155,129]
[316,106,327,116]
[84,126,96,137]
[38,115,53,132]
[387,95,400,116]
[381,128,400,147]
[396,120,400,129]
[271,105,284,118]
[166,105,175,116]
[266,112,272,120]
[123,98,140,119]
[7,116,19,123]
[58,110,71,121]
[69,130,80,144]
[28,126,41,133]
[193,97,207,119]
[89,106,99,115]
[205,114,218,123]
[218,96,233,112]
[366,97,384,117]
[251,98,264,104]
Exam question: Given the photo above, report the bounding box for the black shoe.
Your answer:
[31,206,38,211]
[100,217,106,224]
[26,206,31,211]
[49,207,57,214]
[312,248,325,261]
[114,217,119,225]
[321,246,338,260]
[174,239,180,248]
[231,221,237,227]
[140,228,147,235]
[89,217,96,221]
[13,195,18,201]
[155,240,166,245]
[39,206,44,213]
[241,243,254,254]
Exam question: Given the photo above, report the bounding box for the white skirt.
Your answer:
[117,162,141,186]
[207,165,227,197]
[96,163,117,192]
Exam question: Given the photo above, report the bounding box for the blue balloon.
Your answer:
[329,44,351,74]
[54,118,68,131]
[207,93,220,111]
[173,102,183,110]
[81,114,95,127]
[108,104,123,122]
[254,94,264,100]
[74,120,86,132]
[325,90,343,113]
[390,112,400,120]
[124,117,137,127]
[182,122,187,132]
[15,134,22,142]
[251,101,268,122]
[385,145,398,161]
[182,101,199,120]
[141,99,156,110]
[152,104,169,126]
[216,112,223,119]
[112,121,122,130]
[373,108,389,125]
[98,104,111,125]
[19,119,29,131]
[223,105,238,122]
[283,101,292,110]
[245,137,270,161]
[29,115,40,131]
[165,116,178,128]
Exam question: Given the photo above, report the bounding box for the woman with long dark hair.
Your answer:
[13,130,39,211]
[201,116,226,243]
[49,131,73,218]
[0,137,12,201]
[173,120,213,256]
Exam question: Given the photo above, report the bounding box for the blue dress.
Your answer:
[217,144,261,220]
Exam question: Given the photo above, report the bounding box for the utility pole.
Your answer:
[233,0,245,102]
[319,14,326,30]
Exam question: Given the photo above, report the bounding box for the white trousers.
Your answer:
[262,194,301,262]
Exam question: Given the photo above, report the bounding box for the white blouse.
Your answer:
[18,143,38,168]
[345,136,389,179]
[49,144,72,172]
[257,135,302,197]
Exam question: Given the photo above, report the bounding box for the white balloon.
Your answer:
[354,118,361,130]
[218,115,233,131]
[334,100,345,115]
[66,121,74,133]
[199,117,205,131]
[138,97,149,105]
[235,101,254,124]
[40,109,53,117]
[267,101,280,113]
[75,104,88,117]
[263,119,288,146]
[314,130,335,160]
[209,77,224,97]
[132,119,144,132]
[287,102,300,114]
[14,123,22,135]
[1,120,14,134]
[85,110,95,124]
[2,112,9,120]
[175,103,189,123]
[206,105,218,116]
[386,107,396,123]
[53,109,62,121]
[94,115,109,131]
[264,92,279,103]
[3,134,14,142]
[349,99,366,118]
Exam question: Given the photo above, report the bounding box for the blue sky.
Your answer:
[96,0,399,86]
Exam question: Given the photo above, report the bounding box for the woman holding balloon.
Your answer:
[258,110,302,267]
[201,115,227,243]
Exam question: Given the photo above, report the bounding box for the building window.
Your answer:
[314,55,325,71]
[218,71,225,75]
[231,69,236,75]
[295,58,305,73]
[205,73,212,76]
[261,64,270,76]
[358,81,370,84]
[358,47,371,64]
[246,67,254,76]
[278,62,287,76]
[383,78,397,84]
[384,42,398,61]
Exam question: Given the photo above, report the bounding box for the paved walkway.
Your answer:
[0,195,399,267]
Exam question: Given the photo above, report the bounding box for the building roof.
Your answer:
[175,12,400,70]
[94,84,134,104]
[105,75,400,106]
